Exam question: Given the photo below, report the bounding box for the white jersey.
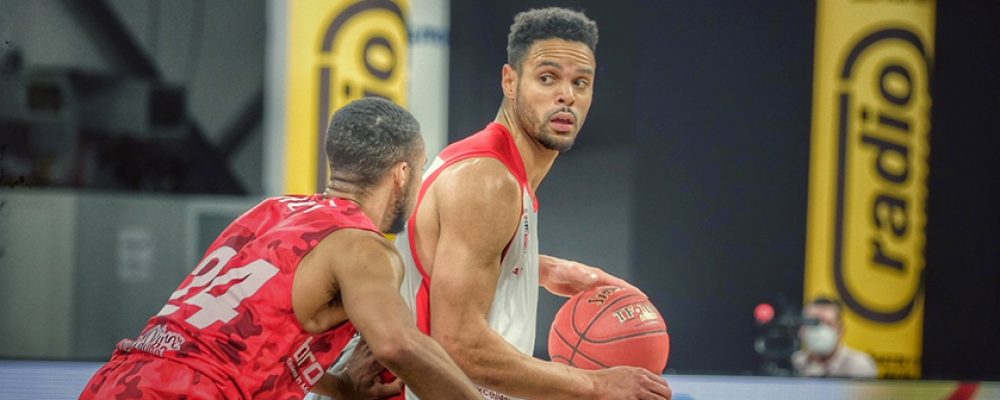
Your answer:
[397,123,540,400]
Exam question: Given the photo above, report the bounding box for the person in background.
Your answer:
[792,297,878,378]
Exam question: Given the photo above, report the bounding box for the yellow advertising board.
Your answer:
[804,0,935,378]
[283,0,410,194]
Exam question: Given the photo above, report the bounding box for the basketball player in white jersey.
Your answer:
[393,8,672,400]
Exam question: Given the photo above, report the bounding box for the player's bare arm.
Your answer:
[423,159,671,400]
[293,228,400,400]
[539,255,636,297]
[295,228,481,400]
[419,159,656,399]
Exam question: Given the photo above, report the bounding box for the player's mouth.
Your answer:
[549,112,576,133]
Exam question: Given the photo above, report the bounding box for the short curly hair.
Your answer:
[324,97,422,189]
[507,7,598,70]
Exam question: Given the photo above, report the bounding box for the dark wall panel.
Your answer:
[631,2,816,374]
[922,1,1000,381]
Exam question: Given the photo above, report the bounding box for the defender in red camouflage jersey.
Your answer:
[80,98,481,400]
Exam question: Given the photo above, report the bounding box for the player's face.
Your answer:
[511,39,596,152]
[386,147,426,234]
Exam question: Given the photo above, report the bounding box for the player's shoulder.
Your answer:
[319,228,401,265]
[320,227,390,251]
[438,157,520,196]
[434,157,521,212]
[429,158,523,249]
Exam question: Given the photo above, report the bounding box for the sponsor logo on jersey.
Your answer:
[286,337,325,392]
[521,216,530,251]
[116,324,186,357]
[511,215,531,276]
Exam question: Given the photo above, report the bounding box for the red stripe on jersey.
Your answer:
[405,123,535,339]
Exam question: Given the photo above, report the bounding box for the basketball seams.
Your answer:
[567,294,586,363]
[551,287,670,373]
[552,326,577,353]
[551,355,572,364]
[569,291,642,364]
[576,329,668,344]
[576,293,644,339]
[551,327,580,366]
[570,347,611,369]
[552,327,613,370]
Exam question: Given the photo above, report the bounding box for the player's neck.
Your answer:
[496,106,559,192]
[323,186,392,231]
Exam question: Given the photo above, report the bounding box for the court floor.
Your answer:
[1,360,996,400]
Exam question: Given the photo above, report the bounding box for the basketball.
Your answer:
[548,285,670,374]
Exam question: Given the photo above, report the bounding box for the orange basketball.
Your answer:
[548,285,670,374]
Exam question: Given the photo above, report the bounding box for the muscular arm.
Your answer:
[427,159,599,399]
[327,229,481,400]
[427,159,671,400]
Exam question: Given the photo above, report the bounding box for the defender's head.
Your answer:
[325,97,425,233]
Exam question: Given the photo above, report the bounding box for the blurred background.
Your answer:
[1,0,998,392]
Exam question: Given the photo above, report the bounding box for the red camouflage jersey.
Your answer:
[84,194,378,399]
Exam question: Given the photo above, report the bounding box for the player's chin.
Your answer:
[539,132,577,152]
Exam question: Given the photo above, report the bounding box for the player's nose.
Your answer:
[556,82,576,105]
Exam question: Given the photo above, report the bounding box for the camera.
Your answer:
[752,298,821,376]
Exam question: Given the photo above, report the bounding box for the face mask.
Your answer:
[802,324,839,356]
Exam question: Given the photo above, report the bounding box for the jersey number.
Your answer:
[157,246,279,329]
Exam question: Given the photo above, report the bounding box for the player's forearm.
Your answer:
[373,331,481,400]
[538,254,590,285]
[440,327,597,400]
[539,254,633,297]
[385,336,482,399]
[538,254,562,283]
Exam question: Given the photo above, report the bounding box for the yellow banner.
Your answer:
[284,0,410,194]
[804,0,935,379]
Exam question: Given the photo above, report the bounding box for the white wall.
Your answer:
[408,0,451,158]
[0,190,257,359]
[0,191,77,358]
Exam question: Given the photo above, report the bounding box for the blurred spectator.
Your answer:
[791,297,878,378]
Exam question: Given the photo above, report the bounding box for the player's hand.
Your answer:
[335,338,404,399]
[589,366,672,400]
[540,256,636,297]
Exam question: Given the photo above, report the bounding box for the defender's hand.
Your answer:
[335,338,404,399]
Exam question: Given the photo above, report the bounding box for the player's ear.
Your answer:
[502,64,517,99]
[392,161,409,189]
